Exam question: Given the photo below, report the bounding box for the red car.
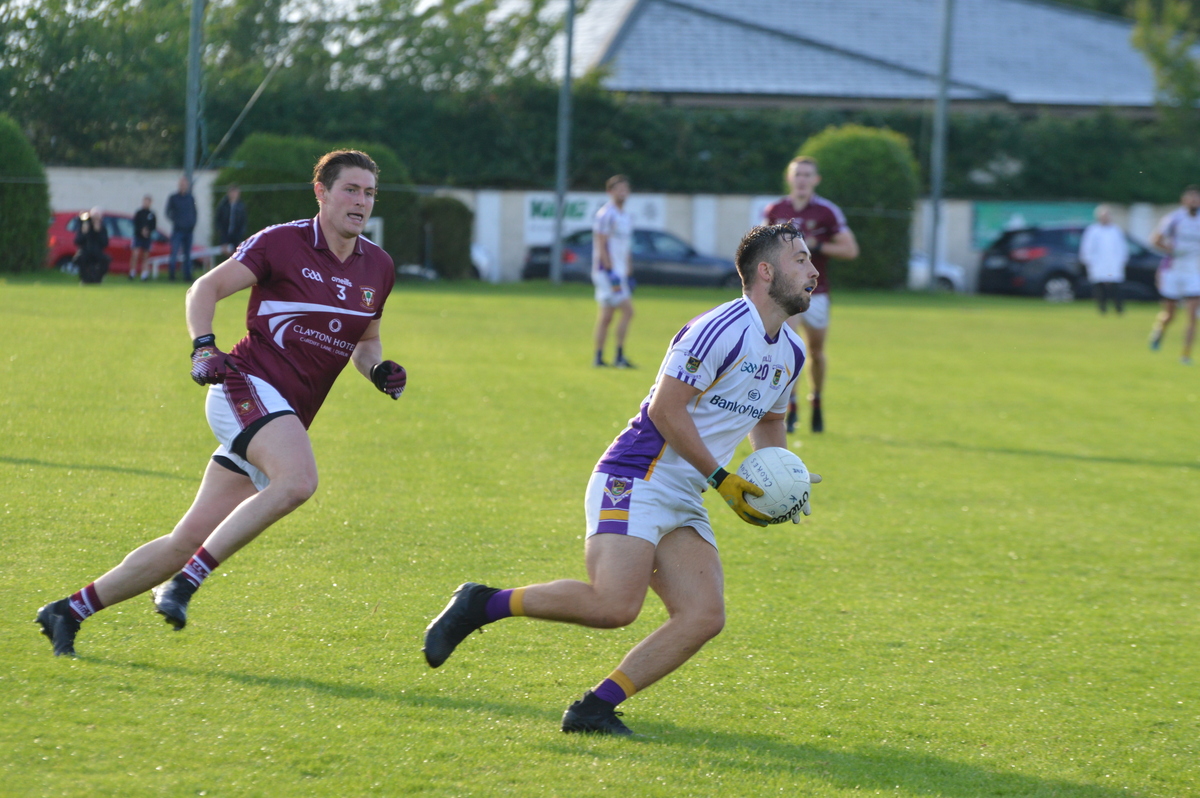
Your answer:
[46,210,172,275]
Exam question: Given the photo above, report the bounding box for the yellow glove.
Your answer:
[708,467,771,527]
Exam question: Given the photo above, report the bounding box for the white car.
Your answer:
[908,252,966,292]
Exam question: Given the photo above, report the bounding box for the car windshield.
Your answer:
[651,232,692,258]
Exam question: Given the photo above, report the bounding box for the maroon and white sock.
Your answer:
[180,546,220,588]
[67,583,105,622]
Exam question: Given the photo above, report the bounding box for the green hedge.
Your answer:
[0,114,51,273]
[419,195,475,279]
[215,134,420,265]
[798,125,919,289]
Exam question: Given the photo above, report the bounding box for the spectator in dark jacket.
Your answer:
[75,207,110,284]
[215,185,248,254]
[166,175,198,282]
[131,194,157,281]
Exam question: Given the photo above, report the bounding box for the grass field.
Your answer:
[2,273,1198,797]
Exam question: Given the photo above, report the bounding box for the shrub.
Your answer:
[418,195,475,279]
[798,125,919,289]
[0,114,51,273]
[216,134,420,265]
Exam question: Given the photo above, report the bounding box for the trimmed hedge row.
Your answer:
[0,113,51,273]
[799,125,919,289]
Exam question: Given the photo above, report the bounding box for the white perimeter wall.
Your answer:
[45,169,1176,289]
[46,168,219,251]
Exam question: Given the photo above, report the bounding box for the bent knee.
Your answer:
[593,599,644,629]
[683,607,725,642]
[276,473,318,509]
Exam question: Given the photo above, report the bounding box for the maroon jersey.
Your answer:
[763,195,849,295]
[227,217,395,428]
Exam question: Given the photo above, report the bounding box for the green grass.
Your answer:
[2,274,1197,797]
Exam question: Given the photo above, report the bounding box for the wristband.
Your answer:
[192,334,216,350]
[707,467,729,489]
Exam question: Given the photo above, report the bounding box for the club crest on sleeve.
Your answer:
[772,368,783,387]
[685,356,701,374]
[360,286,377,310]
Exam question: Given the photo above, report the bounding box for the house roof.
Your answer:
[568,0,1159,108]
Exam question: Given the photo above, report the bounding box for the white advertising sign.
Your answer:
[524,192,666,245]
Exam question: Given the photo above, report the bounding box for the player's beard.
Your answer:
[769,274,811,317]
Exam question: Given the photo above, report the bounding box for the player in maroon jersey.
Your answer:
[36,150,408,657]
[762,156,859,433]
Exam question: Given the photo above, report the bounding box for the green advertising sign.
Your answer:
[973,201,1097,250]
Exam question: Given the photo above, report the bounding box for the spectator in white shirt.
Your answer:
[1079,204,1129,315]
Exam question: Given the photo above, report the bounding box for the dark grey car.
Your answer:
[523,228,741,289]
[978,225,1163,301]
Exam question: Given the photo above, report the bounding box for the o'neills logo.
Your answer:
[708,394,765,419]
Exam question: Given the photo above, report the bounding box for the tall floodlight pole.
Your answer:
[184,0,206,185]
[927,0,954,289]
[550,0,577,284]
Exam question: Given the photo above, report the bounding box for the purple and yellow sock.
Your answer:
[592,669,637,707]
[484,587,526,623]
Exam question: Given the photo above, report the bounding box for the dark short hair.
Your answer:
[1185,184,1200,194]
[313,150,379,188]
[735,223,803,289]
[606,174,630,191]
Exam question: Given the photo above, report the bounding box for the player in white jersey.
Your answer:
[423,223,823,736]
[1149,186,1200,364]
[591,175,636,368]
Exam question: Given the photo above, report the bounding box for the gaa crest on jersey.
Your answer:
[685,356,701,374]
[772,368,783,387]
[360,286,377,310]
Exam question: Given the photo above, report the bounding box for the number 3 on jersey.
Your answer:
[336,285,346,300]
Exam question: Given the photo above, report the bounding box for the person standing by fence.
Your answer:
[166,175,198,282]
[1079,204,1128,315]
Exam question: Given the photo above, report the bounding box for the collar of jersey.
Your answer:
[311,215,365,257]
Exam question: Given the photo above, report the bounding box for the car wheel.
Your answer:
[935,276,955,292]
[721,272,743,290]
[1043,275,1076,302]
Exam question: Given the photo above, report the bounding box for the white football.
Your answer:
[736,447,811,524]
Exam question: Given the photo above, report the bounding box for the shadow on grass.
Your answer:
[541,722,1133,798]
[0,456,191,481]
[861,435,1200,472]
[82,658,1130,797]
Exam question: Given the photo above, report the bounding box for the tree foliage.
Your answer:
[1131,0,1200,134]
[798,125,919,289]
[0,113,51,272]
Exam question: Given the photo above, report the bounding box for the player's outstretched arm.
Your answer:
[353,320,406,400]
[185,259,257,385]
[648,375,770,526]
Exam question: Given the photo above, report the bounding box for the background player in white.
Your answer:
[36,150,409,657]
[762,157,859,433]
[1149,185,1200,364]
[592,174,636,368]
[423,223,823,736]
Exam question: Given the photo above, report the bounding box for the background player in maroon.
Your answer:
[36,150,408,657]
[762,156,859,433]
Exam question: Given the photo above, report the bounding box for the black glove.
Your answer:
[190,334,237,385]
[371,360,407,400]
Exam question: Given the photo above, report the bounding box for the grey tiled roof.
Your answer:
[570,0,1159,107]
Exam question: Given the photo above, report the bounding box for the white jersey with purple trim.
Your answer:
[1157,208,1200,274]
[592,201,633,278]
[595,297,806,493]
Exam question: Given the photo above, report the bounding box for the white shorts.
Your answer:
[584,472,717,549]
[593,270,633,307]
[798,293,830,330]
[1159,261,1200,300]
[205,373,297,491]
